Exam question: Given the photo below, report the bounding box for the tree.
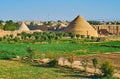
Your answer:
[26,47,36,60]
[55,36,59,41]
[67,54,76,68]
[68,32,75,39]
[0,37,2,41]
[87,35,90,39]
[14,22,20,28]
[76,34,80,39]
[0,20,4,30]
[0,25,4,30]
[87,20,101,25]
[30,22,34,26]
[13,37,20,42]
[4,20,16,31]
[57,20,62,23]
[47,21,52,26]
[81,35,85,39]
[21,32,27,40]
[9,34,13,39]
[47,32,56,42]
[116,21,120,25]
[41,35,48,42]
[56,32,64,39]
[101,61,114,79]
[4,25,16,31]
[81,59,89,72]
[92,58,99,73]
[27,33,32,39]
[0,20,4,25]
[91,36,94,40]
[33,32,40,41]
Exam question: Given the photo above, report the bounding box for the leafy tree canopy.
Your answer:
[4,20,16,31]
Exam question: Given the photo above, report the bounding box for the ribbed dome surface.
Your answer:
[64,16,98,37]
[19,22,30,31]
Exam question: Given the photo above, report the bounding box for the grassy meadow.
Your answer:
[0,60,77,79]
[0,60,117,79]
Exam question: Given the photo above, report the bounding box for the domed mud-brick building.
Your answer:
[19,22,30,31]
[64,16,98,37]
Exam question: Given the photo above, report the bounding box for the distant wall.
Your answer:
[92,25,120,35]
[0,30,42,37]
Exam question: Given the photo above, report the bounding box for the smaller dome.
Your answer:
[19,22,30,31]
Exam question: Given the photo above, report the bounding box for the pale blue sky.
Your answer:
[0,0,120,21]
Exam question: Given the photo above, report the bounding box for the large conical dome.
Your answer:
[64,16,98,37]
[19,22,30,31]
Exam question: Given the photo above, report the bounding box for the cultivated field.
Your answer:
[0,41,120,57]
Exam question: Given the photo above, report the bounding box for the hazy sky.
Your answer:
[0,0,120,21]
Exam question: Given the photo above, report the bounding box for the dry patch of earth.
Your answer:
[59,53,120,78]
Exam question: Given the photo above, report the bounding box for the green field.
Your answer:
[0,41,120,57]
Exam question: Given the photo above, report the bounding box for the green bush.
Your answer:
[47,59,58,67]
[76,34,80,39]
[0,51,15,60]
[81,59,89,72]
[92,58,99,73]
[26,47,36,60]
[81,35,85,39]
[4,25,16,31]
[0,55,14,60]
[67,54,76,68]
[0,37,2,41]
[91,36,94,40]
[101,61,114,78]
[13,37,20,42]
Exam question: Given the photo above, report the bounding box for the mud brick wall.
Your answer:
[93,25,120,35]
